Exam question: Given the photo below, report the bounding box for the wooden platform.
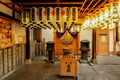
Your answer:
[4,55,120,80]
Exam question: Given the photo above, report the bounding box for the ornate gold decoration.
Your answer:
[60,31,73,44]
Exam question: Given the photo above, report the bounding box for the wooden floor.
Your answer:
[4,55,120,80]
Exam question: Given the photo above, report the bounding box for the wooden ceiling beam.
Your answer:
[3,2,83,5]
[79,0,87,13]
[78,0,87,18]
[78,7,96,11]
[92,0,108,14]
[86,0,101,14]
[82,0,94,15]
[0,1,21,12]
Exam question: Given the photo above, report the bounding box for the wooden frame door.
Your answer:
[96,28,109,55]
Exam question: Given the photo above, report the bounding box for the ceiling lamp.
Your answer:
[111,2,119,23]
[109,22,115,29]
[61,7,69,30]
[81,0,120,30]
[81,16,90,30]
[103,5,110,23]
[30,7,39,23]
[21,11,30,27]
[38,7,47,28]
[54,7,61,32]
[46,7,56,29]
[101,22,108,29]
[21,6,79,33]
[90,15,96,28]
[69,7,78,24]
[97,9,105,28]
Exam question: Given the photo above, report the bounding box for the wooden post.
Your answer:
[77,32,80,55]
[40,28,42,42]
[113,24,117,55]
[25,27,32,64]
[26,27,30,59]
[91,28,97,64]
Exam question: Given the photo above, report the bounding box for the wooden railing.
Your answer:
[0,44,26,79]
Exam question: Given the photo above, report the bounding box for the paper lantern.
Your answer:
[46,7,55,29]
[38,7,46,23]
[61,7,69,22]
[54,7,61,22]
[103,5,110,22]
[46,7,54,22]
[70,7,78,22]
[54,7,61,30]
[61,7,69,29]
[111,2,119,23]
[30,7,39,23]
[21,11,29,25]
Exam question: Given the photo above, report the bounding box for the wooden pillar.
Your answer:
[77,32,80,55]
[113,25,117,55]
[91,28,97,64]
[26,27,30,59]
[40,28,42,42]
[12,4,15,18]
[54,32,57,56]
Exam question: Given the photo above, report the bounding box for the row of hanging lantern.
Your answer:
[82,0,120,30]
[21,7,78,32]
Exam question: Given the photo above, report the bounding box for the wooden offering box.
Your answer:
[60,55,78,79]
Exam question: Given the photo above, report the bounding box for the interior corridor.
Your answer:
[1,0,120,80]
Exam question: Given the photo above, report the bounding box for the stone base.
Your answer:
[79,59,89,64]
[91,59,97,64]
[25,59,32,64]
[46,60,54,63]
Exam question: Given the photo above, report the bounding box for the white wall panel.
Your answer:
[42,28,53,42]
[109,30,114,52]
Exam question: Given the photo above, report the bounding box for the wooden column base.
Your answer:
[79,59,89,64]
[25,59,32,64]
[46,60,54,63]
[91,59,97,64]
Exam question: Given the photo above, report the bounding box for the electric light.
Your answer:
[111,2,119,23]
[103,5,110,22]
[109,22,115,29]
[101,23,107,30]
[81,0,120,30]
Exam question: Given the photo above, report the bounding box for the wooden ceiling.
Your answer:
[1,0,110,18]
